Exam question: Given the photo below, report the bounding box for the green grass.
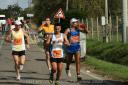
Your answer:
[85,56,128,80]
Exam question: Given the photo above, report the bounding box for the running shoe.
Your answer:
[19,65,23,71]
[49,72,54,84]
[16,75,21,80]
[66,69,71,78]
[55,81,61,85]
[77,75,82,81]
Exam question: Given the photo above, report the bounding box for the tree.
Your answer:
[33,0,66,25]
[32,0,122,25]
[7,4,22,18]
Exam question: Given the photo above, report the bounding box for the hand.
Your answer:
[58,39,63,43]
[64,42,70,46]
[26,44,30,49]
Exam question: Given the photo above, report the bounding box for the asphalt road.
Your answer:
[0,42,126,85]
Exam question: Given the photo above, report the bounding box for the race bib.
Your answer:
[52,50,62,58]
[70,36,79,43]
[13,38,22,45]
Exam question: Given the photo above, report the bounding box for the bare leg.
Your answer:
[75,51,80,75]
[20,55,25,65]
[13,55,20,80]
[75,51,82,81]
[57,62,63,80]
[51,62,57,80]
[66,53,73,70]
[19,55,26,70]
[45,51,51,71]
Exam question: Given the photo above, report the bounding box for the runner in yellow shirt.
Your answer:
[38,18,54,73]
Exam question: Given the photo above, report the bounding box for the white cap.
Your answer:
[70,18,78,24]
[15,20,22,25]
[11,25,15,30]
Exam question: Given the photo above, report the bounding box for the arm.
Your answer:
[22,29,30,46]
[78,23,88,34]
[46,35,52,46]
[5,30,12,43]
[37,21,46,33]
[64,28,70,46]
[64,34,70,46]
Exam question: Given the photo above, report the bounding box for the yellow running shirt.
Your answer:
[40,24,54,33]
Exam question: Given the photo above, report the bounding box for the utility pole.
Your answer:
[105,0,108,24]
[66,0,69,12]
[103,0,109,43]
[122,0,127,43]
[16,0,18,6]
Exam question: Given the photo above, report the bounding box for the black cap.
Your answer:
[55,23,61,26]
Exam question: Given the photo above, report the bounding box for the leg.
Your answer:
[75,51,82,81]
[57,61,63,80]
[20,55,26,65]
[51,62,57,80]
[65,53,73,77]
[45,50,51,71]
[19,55,25,71]
[19,50,26,71]
[13,55,20,80]
[66,53,73,70]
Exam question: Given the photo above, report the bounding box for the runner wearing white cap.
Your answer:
[5,20,30,80]
[64,18,88,81]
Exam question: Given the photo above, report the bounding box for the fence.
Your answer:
[83,16,124,42]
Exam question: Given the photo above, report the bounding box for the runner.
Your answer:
[64,18,88,81]
[38,18,54,73]
[5,20,30,80]
[46,23,70,85]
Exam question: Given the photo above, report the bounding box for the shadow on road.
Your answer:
[79,80,127,85]
[35,59,46,61]
[0,82,36,85]
[0,70,38,74]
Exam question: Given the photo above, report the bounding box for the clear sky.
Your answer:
[0,0,30,9]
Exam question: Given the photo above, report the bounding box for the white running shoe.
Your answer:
[66,69,71,78]
[19,65,23,71]
[16,75,21,80]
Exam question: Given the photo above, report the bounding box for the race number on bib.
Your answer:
[70,35,80,43]
[52,50,62,58]
[13,38,22,45]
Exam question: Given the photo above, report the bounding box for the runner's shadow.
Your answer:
[22,77,49,80]
[0,76,16,80]
[0,82,36,85]
[0,70,15,73]
[0,70,38,74]
[35,59,46,61]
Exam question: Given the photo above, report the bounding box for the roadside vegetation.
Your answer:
[85,39,128,80]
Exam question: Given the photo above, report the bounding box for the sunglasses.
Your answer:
[46,20,50,21]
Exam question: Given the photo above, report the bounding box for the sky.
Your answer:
[0,0,30,9]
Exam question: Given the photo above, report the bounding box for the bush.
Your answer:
[86,39,128,66]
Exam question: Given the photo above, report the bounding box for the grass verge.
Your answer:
[84,56,128,80]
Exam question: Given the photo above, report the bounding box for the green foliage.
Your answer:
[87,39,128,66]
[33,0,66,25]
[85,56,128,80]
[0,4,27,19]
[32,0,122,25]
